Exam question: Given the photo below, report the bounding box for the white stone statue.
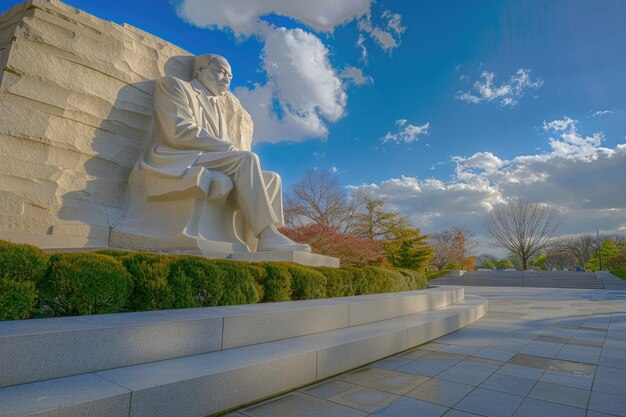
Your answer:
[112,54,310,255]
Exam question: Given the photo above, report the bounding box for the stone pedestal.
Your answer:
[230,251,340,267]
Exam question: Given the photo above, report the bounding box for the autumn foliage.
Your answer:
[280,224,384,266]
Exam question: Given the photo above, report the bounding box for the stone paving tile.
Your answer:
[439,344,482,355]
[396,352,466,377]
[406,378,474,407]
[538,369,593,390]
[441,410,482,417]
[512,398,586,417]
[496,363,545,380]
[436,364,492,386]
[328,386,399,413]
[586,411,620,417]
[399,348,434,360]
[243,392,368,417]
[556,344,601,364]
[472,346,517,361]
[519,340,564,358]
[336,367,429,395]
[418,342,449,351]
[593,366,626,396]
[302,379,356,399]
[454,387,524,417]
[527,381,590,409]
[370,357,413,371]
[599,352,626,370]
[369,397,448,417]
[548,359,596,376]
[588,391,626,417]
[479,373,537,396]
[509,353,553,369]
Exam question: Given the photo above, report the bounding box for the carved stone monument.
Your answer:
[0,0,338,266]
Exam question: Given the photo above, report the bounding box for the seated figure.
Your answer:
[113,54,309,254]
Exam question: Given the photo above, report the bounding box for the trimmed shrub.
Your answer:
[259,263,291,302]
[346,266,396,295]
[121,253,173,311]
[317,267,355,297]
[245,263,267,301]
[0,240,48,283]
[0,277,38,320]
[40,253,133,316]
[396,268,428,290]
[285,263,327,300]
[169,257,224,308]
[208,260,261,305]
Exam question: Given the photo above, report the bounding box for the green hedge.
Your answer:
[0,240,428,320]
[0,277,38,320]
[0,241,48,283]
[40,253,133,316]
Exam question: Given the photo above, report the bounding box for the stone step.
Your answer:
[0,296,487,417]
[0,287,463,388]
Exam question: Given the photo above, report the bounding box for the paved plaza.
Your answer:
[228,286,626,417]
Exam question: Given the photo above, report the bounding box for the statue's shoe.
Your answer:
[257,230,311,252]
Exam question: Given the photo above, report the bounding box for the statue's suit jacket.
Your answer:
[141,75,235,178]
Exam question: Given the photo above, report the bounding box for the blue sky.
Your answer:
[5,0,625,249]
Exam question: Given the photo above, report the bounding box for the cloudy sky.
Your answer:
[8,0,625,252]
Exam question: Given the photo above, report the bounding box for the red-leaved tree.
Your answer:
[280,224,384,266]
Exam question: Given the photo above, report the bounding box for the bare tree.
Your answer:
[284,168,364,232]
[429,227,479,270]
[484,200,565,270]
[554,234,597,269]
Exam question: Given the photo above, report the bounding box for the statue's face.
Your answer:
[196,57,232,97]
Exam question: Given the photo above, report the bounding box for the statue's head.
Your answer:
[192,54,232,97]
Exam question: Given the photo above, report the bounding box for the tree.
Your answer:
[479,259,496,270]
[496,259,514,270]
[484,200,565,270]
[585,238,621,271]
[384,227,432,271]
[477,254,498,270]
[350,197,408,241]
[532,253,548,270]
[429,227,478,270]
[284,168,364,232]
[280,224,383,266]
[555,235,597,269]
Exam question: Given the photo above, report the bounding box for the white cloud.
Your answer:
[593,110,614,117]
[381,119,430,144]
[175,0,371,36]
[456,69,543,107]
[235,28,346,142]
[331,166,338,173]
[543,116,577,133]
[175,0,404,142]
[340,65,373,86]
[351,118,626,249]
[356,9,406,54]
